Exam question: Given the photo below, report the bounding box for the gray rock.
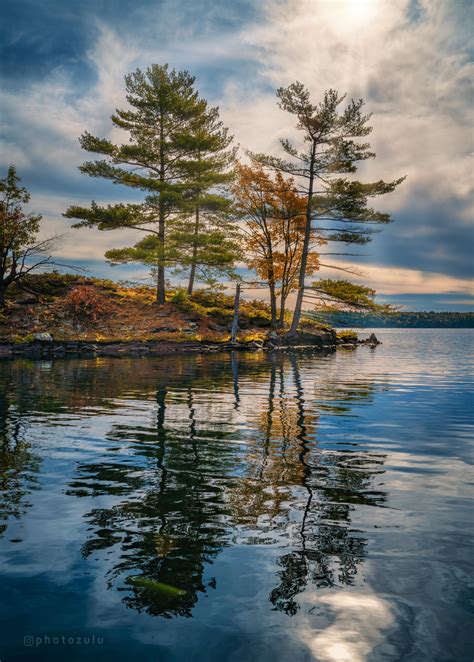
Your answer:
[246,341,263,350]
[33,332,53,342]
[366,333,381,345]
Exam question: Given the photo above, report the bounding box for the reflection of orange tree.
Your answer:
[229,355,319,527]
[227,353,387,615]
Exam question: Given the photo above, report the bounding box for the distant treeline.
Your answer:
[311,311,474,328]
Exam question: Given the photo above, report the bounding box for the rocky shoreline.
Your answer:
[0,329,381,360]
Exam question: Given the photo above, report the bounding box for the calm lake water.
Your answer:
[0,329,472,662]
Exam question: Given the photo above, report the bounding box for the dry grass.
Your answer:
[1,274,279,343]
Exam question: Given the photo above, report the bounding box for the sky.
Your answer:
[0,0,473,311]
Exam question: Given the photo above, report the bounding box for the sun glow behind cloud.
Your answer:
[319,0,382,31]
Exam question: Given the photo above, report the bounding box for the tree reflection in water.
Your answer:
[0,361,42,538]
[268,356,377,614]
[0,352,388,617]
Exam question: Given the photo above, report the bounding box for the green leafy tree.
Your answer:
[252,84,404,334]
[0,166,61,309]
[65,64,213,304]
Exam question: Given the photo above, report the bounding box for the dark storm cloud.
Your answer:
[0,0,258,88]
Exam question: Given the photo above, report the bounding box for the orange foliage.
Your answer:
[232,164,325,324]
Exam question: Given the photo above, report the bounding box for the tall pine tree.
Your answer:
[65,64,210,303]
[253,84,404,334]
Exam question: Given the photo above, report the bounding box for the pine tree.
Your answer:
[65,64,210,303]
[252,84,404,335]
[171,105,240,294]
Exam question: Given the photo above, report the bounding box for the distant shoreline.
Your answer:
[318,311,474,329]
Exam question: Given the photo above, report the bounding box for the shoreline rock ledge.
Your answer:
[0,328,337,359]
[0,328,381,359]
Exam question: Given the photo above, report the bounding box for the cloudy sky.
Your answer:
[1,0,472,310]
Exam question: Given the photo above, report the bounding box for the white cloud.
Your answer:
[321,260,474,295]
[220,0,472,200]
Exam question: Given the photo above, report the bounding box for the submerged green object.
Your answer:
[126,576,187,597]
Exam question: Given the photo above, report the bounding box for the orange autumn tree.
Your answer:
[233,164,324,328]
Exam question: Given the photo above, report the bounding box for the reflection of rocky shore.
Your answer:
[0,352,388,618]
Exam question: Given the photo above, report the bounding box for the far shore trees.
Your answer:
[252,84,404,335]
[0,166,62,309]
[65,64,239,303]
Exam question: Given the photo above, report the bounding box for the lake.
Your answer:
[0,329,472,661]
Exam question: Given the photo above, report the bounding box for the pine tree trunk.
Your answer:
[156,110,166,305]
[156,268,161,303]
[288,144,316,335]
[187,207,199,295]
[157,207,166,304]
[187,262,196,297]
[0,284,5,310]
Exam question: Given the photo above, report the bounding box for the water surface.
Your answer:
[0,329,472,661]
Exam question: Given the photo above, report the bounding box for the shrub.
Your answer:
[206,306,233,325]
[64,286,110,323]
[11,333,35,345]
[336,330,358,340]
[169,289,190,305]
[18,272,82,297]
[192,289,232,309]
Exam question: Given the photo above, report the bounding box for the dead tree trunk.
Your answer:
[230,282,241,343]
